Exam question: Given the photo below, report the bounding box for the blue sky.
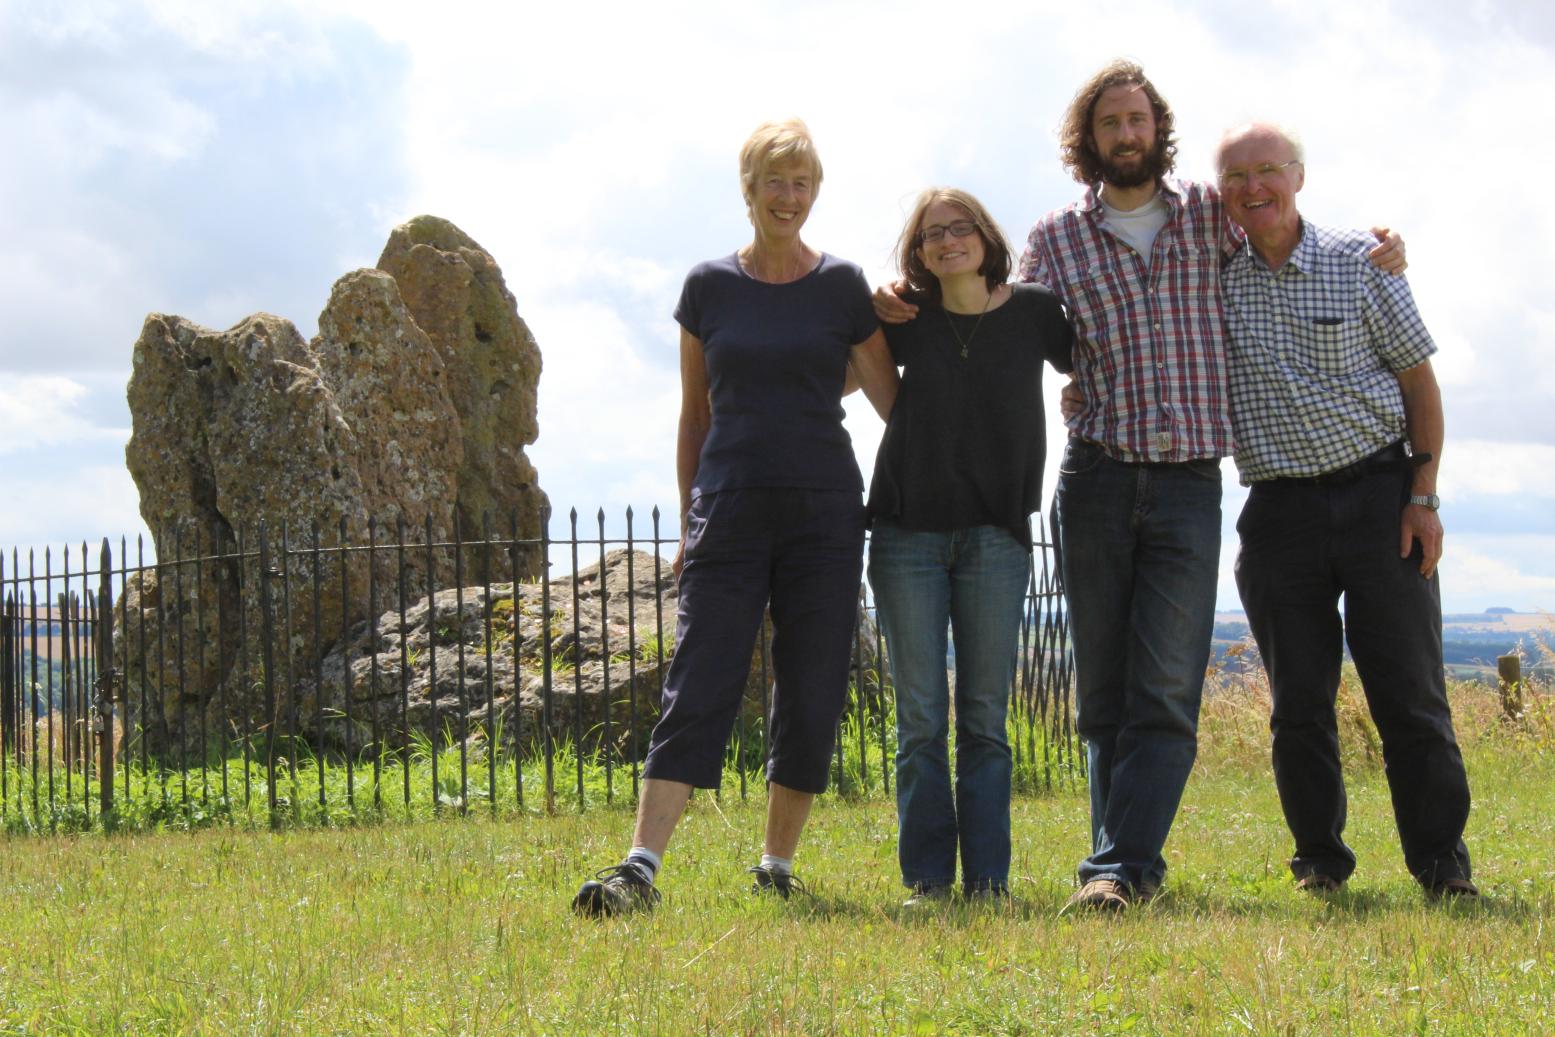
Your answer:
[2,0,1552,613]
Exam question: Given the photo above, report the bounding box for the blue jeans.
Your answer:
[868,522,1030,893]
[1053,438,1221,893]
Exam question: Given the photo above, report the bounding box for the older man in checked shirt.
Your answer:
[1217,121,1476,900]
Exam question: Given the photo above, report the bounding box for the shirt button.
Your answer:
[1157,431,1172,452]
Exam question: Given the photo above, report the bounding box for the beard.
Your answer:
[1098,141,1167,189]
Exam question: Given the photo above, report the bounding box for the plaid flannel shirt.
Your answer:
[1223,220,1436,484]
[1019,178,1236,462]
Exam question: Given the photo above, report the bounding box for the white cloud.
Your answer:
[1443,536,1555,611]
[0,377,126,454]
[1440,441,1555,499]
[0,464,147,566]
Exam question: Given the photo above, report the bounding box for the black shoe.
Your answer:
[572,862,659,918]
[748,864,807,899]
[1425,877,1480,903]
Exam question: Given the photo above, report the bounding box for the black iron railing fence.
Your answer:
[0,506,1078,832]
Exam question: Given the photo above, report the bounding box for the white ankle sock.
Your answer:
[760,853,793,876]
[625,847,661,881]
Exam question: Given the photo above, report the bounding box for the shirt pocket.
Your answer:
[1071,256,1132,372]
[1172,240,1220,295]
[1287,290,1371,376]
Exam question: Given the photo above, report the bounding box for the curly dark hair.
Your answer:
[1058,58,1177,186]
[893,187,1012,307]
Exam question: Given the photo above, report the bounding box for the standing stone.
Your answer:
[377,216,547,571]
[118,218,547,751]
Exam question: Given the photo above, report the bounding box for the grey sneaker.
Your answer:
[748,864,808,899]
[572,862,660,917]
[902,885,954,910]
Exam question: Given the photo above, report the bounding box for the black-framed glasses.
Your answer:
[918,219,979,244]
[1217,160,1301,189]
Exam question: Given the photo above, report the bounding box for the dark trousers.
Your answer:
[1234,467,1472,887]
[643,488,865,794]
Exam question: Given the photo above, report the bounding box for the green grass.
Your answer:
[0,684,1078,835]
[1,682,1552,1034]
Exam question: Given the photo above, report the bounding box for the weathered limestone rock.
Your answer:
[302,550,881,766]
[118,218,546,751]
[308,550,678,760]
[376,216,546,561]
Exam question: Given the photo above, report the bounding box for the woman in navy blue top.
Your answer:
[574,119,897,917]
[867,188,1073,906]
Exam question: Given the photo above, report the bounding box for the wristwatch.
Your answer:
[1409,494,1440,510]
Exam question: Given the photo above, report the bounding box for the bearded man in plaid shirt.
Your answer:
[1216,122,1476,901]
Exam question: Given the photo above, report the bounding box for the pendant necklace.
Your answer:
[944,290,993,358]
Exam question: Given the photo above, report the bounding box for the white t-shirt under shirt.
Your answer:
[1100,190,1171,264]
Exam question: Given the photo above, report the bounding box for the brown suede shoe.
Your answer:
[1295,873,1345,895]
[1061,878,1131,915]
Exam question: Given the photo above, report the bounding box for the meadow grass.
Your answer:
[1,680,1552,1035]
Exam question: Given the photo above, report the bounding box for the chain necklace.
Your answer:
[943,290,994,359]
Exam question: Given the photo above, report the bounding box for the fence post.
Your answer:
[94,539,116,819]
[1497,653,1523,721]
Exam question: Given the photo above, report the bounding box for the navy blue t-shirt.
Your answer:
[675,252,879,497]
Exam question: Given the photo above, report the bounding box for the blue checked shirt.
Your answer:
[1223,221,1436,484]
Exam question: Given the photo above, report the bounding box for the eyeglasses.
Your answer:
[1217,160,1301,189]
[919,219,979,244]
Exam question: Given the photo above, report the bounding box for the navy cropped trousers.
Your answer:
[643,487,865,794]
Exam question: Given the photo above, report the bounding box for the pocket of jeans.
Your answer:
[682,492,718,552]
[1058,437,1106,476]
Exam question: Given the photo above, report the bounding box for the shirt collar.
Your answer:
[1080,177,1186,216]
[1230,216,1313,275]
[1286,218,1318,273]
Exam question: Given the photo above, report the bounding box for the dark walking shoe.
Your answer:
[1060,878,1130,915]
[1425,877,1480,903]
[572,862,659,918]
[748,864,807,899]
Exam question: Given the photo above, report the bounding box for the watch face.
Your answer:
[1412,494,1440,510]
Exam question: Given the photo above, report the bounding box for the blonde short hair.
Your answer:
[739,118,824,209]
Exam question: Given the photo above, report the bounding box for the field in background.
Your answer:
[2,680,1553,1034]
[1212,609,1555,680]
